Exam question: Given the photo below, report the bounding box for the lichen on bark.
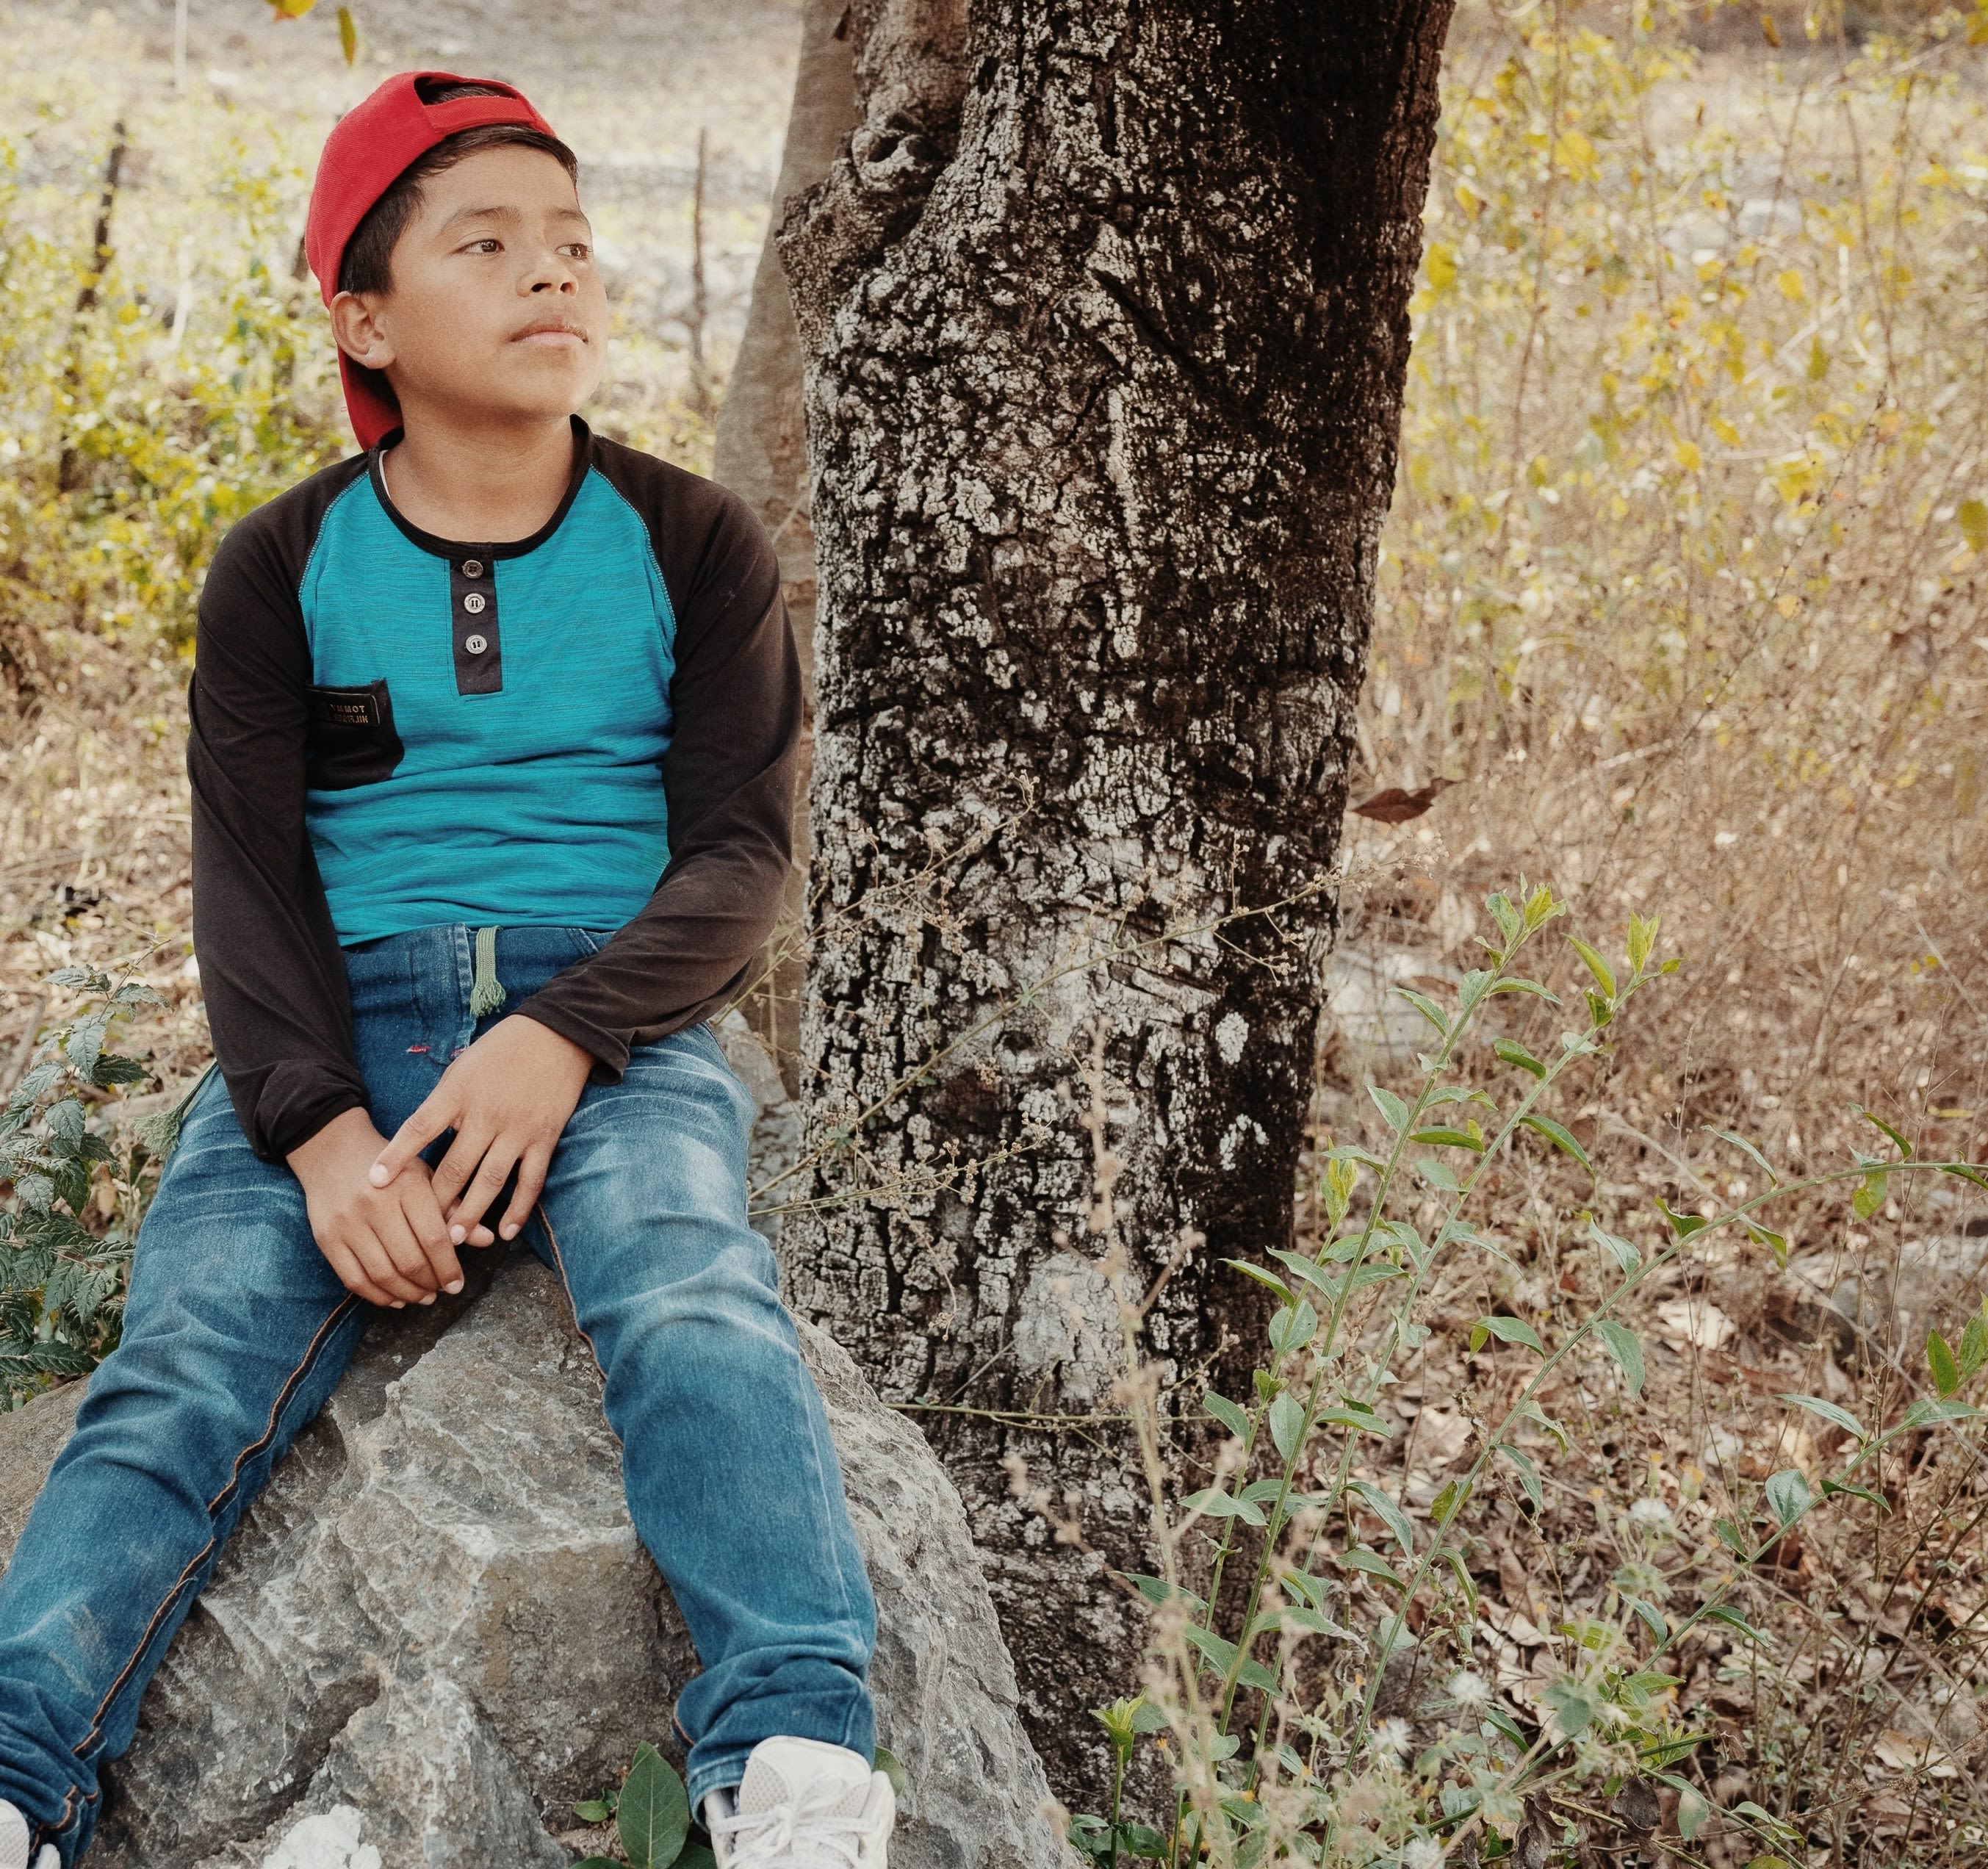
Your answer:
[779,0,1455,1801]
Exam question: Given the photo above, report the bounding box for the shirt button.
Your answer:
[463,591,487,615]
[461,558,484,579]
[465,633,489,655]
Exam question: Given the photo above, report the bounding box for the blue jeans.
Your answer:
[0,926,876,1864]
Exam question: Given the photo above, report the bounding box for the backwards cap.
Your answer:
[305,71,558,447]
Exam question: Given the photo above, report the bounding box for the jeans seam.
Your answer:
[56,1289,362,1815]
[537,1206,612,1400]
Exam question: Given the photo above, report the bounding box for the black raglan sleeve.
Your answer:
[189,467,372,1161]
[514,442,802,1073]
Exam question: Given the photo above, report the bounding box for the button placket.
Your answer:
[449,555,503,696]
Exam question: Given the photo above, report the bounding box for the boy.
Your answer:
[0,73,890,1869]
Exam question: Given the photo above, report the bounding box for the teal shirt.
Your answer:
[299,453,677,943]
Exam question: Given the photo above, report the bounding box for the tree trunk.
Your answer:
[711,0,860,1078]
[779,1,1454,1804]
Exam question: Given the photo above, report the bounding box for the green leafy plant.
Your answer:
[0,963,193,1408]
[1075,883,1988,1868]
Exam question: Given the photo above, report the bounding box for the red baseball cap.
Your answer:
[305,71,559,448]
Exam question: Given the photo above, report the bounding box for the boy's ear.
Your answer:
[329,290,395,372]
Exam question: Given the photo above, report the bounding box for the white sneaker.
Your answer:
[0,1798,58,1869]
[705,1737,893,1869]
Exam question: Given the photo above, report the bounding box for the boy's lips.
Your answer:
[514,320,590,346]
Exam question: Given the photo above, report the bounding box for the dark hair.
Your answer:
[336,82,579,296]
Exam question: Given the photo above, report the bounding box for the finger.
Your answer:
[370,1090,461,1189]
[447,1140,520,1237]
[400,1177,467,1294]
[354,1223,437,1306]
[496,1142,552,1242]
[374,1209,442,1302]
[430,1126,494,1217]
[319,1234,404,1309]
[465,1222,497,1249]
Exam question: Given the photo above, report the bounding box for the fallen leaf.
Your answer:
[1657,1295,1737,1353]
[1351,777,1461,824]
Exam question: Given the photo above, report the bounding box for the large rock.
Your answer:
[0,1031,1065,1869]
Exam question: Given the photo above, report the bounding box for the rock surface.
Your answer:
[0,1027,1065,1869]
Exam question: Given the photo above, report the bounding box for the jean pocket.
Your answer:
[306,680,405,789]
[562,927,611,959]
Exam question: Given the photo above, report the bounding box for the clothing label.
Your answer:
[309,685,383,729]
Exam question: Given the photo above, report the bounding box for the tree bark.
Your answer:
[779,1,1454,1803]
[712,0,861,1076]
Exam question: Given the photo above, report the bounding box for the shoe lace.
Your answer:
[714,1781,871,1869]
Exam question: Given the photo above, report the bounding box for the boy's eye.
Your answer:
[467,238,501,254]
[564,243,591,261]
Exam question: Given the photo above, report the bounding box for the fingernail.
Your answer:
[445,1278,464,1294]
[392,1300,406,1309]
[420,1293,436,1306]
[369,1164,391,1187]
[450,1225,467,1244]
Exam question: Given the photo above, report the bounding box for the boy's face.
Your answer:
[331,144,608,431]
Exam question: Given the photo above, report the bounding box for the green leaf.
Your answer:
[573,1800,614,1823]
[1316,1402,1391,1437]
[1438,1546,1478,1615]
[1497,1443,1544,1511]
[1494,1037,1546,1078]
[1542,1675,1605,1740]
[1938,1163,1988,1192]
[1764,1466,1812,1528]
[1745,1220,1788,1267]
[1655,1195,1707,1239]
[1181,1488,1266,1526]
[1657,1773,1710,1840]
[1415,1155,1463,1193]
[1596,1319,1646,1396]
[675,1848,716,1869]
[1487,977,1560,1003]
[618,1743,688,1869]
[1568,936,1616,998]
[1587,1217,1640,1272]
[1626,912,1658,974]
[1520,1113,1591,1171]
[1350,1480,1416,1555]
[1819,1478,1889,1511]
[1962,1303,1988,1379]
[1203,1392,1250,1440]
[1486,892,1521,945]
[1339,1545,1405,1588]
[1928,1330,1962,1398]
[1123,1573,1209,1613]
[1369,1086,1412,1134]
[1181,1624,1239,1674]
[1779,1394,1868,1441]
[1854,1106,1915,1159]
[1223,1258,1294,1303]
[1430,1477,1472,1525]
[1701,1604,1769,1643]
[1706,1126,1780,1186]
[1268,1391,1306,1464]
[872,1746,909,1798]
[1268,1300,1318,1358]
[1900,1396,1981,1430]
[1623,1594,1668,1643]
[1117,1823,1170,1860]
[1394,987,1450,1037]
[1470,1314,1545,1355]
[618,1745,688,1869]
[1410,1126,1485,1150]
[1852,1170,1887,1221]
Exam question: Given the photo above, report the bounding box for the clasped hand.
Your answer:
[287,1015,594,1308]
